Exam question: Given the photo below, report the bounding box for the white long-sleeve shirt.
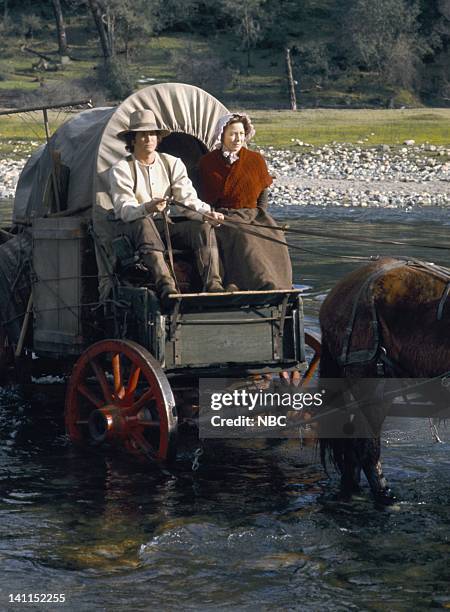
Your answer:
[109,152,211,223]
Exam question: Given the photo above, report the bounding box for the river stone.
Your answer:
[2,142,449,214]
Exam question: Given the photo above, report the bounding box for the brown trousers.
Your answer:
[115,215,218,255]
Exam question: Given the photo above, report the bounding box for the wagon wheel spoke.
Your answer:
[111,352,125,399]
[89,357,113,402]
[129,428,156,459]
[77,382,103,409]
[301,331,321,387]
[132,387,155,413]
[138,420,161,428]
[124,365,141,401]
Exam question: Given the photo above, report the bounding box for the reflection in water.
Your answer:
[0,215,449,609]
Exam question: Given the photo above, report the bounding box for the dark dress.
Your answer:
[198,147,292,290]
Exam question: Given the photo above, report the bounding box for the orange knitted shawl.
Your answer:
[198,147,273,209]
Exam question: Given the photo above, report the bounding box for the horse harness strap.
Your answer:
[376,346,410,378]
[437,282,450,321]
[407,258,450,322]
[338,259,407,368]
[408,259,450,282]
[339,257,450,372]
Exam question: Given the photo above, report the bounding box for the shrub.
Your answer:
[20,14,43,40]
[389,88,423,108]
[18,78,107,108]
[170,45,238,97]
[291,42,330,87]
[96,58,134,101]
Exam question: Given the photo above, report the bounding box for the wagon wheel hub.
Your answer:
[87,404,157,443]
[88,406,127,442]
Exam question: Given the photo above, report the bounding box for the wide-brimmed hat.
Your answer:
[117,109,170,139]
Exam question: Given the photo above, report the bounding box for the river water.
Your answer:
[0,204,449,611]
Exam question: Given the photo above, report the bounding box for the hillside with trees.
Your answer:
[0,0,449,109]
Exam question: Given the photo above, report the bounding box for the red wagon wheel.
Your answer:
[65,339,177,461]
[281,331,321,386]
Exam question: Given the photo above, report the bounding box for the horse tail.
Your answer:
[318,335,347,475]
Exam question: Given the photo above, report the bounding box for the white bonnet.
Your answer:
[212,113,256,149]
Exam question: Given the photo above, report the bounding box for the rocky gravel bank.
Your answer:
[0,158,26,200]
[1,143,449,210]
[263,143,450,210]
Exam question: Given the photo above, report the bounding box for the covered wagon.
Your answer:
[0,83,320,461]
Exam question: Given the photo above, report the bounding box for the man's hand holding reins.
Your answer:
[144,197,168,214]
[203,211,224,226]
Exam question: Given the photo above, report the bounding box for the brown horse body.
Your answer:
[319,256,450,503]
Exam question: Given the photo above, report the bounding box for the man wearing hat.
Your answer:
[109,109,225,299]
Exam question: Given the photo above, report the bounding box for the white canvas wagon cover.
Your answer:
[13,83,228,223]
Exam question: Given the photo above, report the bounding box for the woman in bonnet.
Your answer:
[198,113,292,291]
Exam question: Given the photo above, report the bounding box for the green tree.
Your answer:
[170,42,238,96]
[86,0,157,61]
[220,0,267,73]
[146,0,199,33]
[87,0,114,59]
[110,0,153,60]
[419,0,450,98]
[20,13,42,40]
[51,0,69,62]
[338,0,427,88]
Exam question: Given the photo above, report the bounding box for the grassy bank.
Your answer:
[0,108,449,158]
[251,108,450,148]
[0,110,66,156]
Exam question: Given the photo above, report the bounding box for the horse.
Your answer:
[318,256,450,504]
